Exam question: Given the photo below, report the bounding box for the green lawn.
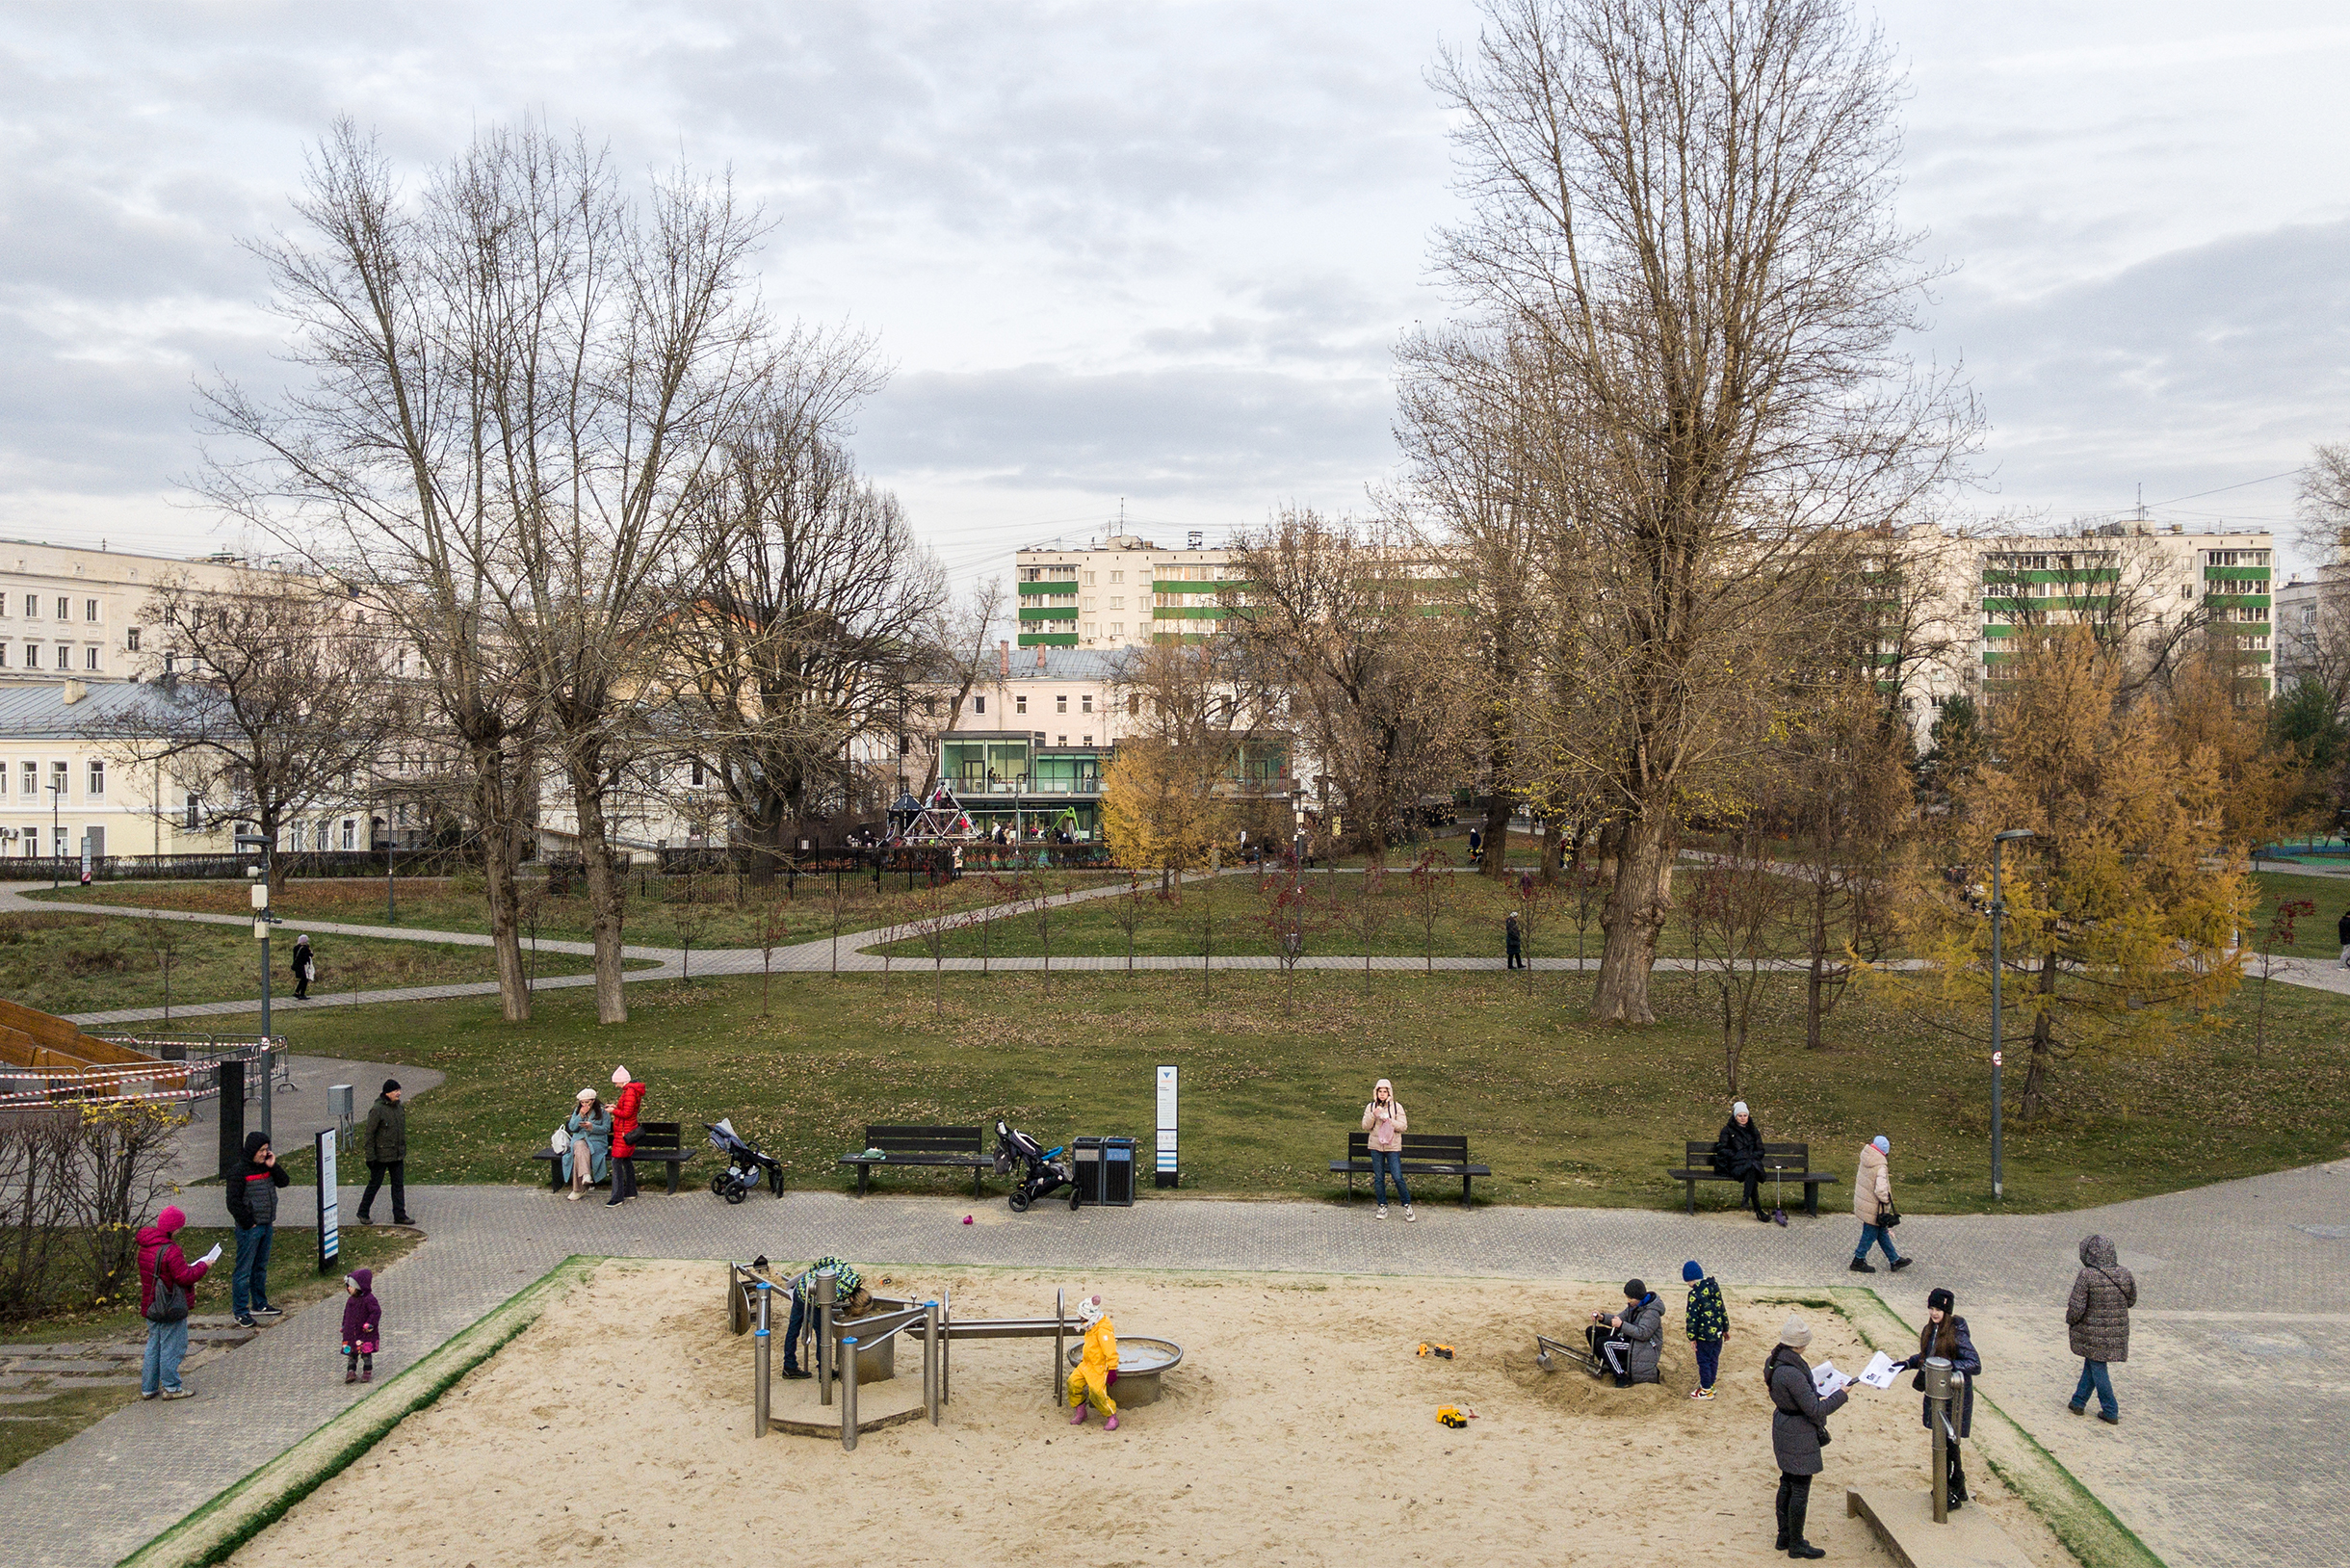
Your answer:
[248,963,2350,1215]
[0,910,601,1017]
[877,866,1657,962]
[30,869,1121,952]
[2248,869,2350,958]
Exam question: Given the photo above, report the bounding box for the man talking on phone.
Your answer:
[223,1132,290,1328]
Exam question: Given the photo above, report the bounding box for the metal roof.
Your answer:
[0,680,190,739]
[997,647,1135,682]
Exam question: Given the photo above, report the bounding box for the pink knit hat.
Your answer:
[155,1205,186,1233]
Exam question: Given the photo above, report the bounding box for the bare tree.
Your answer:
[912,580,1010,797]
[1683,833,1794,1097]
[1429,0,1975,1023]
[90,571,398,886]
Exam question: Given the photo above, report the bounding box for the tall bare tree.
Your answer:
[87,571,399,887]
[912,579,1010,797]
[1429,0,1975,1022]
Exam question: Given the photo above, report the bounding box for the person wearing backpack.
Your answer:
[138,1205,216,1400]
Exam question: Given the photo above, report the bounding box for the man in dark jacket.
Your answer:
[223,1131,289,1327]
[291,934,315,1000]
[356,1080,412,1226]
[2066,1234,2136,1424]
[1504,911,1524,970]
[2338,906,2349,969]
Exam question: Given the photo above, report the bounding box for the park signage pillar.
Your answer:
[1155,1064,1179,1189]
[315,1127,341,1273]
[1989,827,2034,1203]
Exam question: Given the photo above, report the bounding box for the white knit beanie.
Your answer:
[612,1066,631,1086]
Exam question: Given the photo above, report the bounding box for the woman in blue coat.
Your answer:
[1903,1286,1982,1510]
[563,1088,612,1200]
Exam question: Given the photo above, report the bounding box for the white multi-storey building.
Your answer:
[1014,534,1243,649]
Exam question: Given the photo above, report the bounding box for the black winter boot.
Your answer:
[1786,1480,1824,1558]
[1774,1476,1793,1551]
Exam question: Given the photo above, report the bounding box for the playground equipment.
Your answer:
[727,1261,1183,1450]
[1533,1330,1605,1376]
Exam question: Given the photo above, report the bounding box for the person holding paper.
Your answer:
[1765,1317,1856,1559]
[1903,1286,1981,1510]
[136,1205,213,1400]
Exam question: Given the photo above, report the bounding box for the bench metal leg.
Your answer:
[548,1162,562,1193]
[857,1164,871,1197]
[972,1164,983,1199]
[1685,1180,1695,1215]
[1806,1181,1818,1218]
[666,1162,681,1195]
[1460,1173,1472,1208]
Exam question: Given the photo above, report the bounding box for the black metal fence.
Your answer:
[4,849,480,883]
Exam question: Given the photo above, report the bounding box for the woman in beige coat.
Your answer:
[1850,1136,1910,1273]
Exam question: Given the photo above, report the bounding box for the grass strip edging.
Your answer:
[115,1254,603,1568]
[1824,1285,2166,1568]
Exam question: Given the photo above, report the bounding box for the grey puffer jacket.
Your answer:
[2066,1235,2137,1363]
[1616,1292,1665,1384]
[1767,1346,1847,1476]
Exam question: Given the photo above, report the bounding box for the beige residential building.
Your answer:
[1015,534,1242,649]
[0,539,301,686]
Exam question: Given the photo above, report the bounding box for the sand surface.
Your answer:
[228,1262,2070,1568]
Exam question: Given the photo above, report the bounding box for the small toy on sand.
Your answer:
[1066,1294,1120,1431]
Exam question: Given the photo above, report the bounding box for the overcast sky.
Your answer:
[4,1,2347,585]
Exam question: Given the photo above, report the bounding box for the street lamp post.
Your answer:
[236,830,276,1141]
[46,780,63,890]
[1989,827,2035,1201]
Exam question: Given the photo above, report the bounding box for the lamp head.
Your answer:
[1994,828,2036,843]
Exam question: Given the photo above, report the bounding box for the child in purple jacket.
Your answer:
[341,1268,381,1384]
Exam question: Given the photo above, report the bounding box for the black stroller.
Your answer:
[705,1118,785,1203]
[995,1119,1077,1212]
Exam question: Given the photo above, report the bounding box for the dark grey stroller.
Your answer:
[706,1119,785,1203]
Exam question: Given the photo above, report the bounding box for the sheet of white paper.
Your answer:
[196,1243,222,1268]
[1857,1350,1902,1390]
[1810,1361,1851,1396]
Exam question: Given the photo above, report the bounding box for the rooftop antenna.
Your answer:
[2136,483,2145,523]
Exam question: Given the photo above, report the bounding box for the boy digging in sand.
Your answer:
[1067,1294,1120,1430]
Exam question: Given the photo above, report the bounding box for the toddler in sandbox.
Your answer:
[341,1268,381,1384]
[1067,1294,1119,1430]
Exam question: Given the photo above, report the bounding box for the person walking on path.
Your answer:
[1713,1100,1770,1222]
[1504,910,1524,970]
[290,933,316,1000]
[562,1088,611,1201]
[356,1080,411,1226]
[137,1204,215,1400]
[1683,1260,1729,1399]
[223,1131,287,1327]
[1850,1135,1910,1274]
[341,1267,382,1383]
[2066,1234,2136,1424]
[1766,1317,1850,1559]
[1902,1287,1980,1509]
[2337,905,2349,968]
[1362,1078,1414,1220]
[607,1066,647,1208]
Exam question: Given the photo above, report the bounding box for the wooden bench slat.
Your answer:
[1668,1138,1839,1216]
[531,1119,693,1195]
[837,1123,992,1196]
[1334,1131,1486,1207]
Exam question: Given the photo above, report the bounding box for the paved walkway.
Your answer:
[1,1148,2341,1567]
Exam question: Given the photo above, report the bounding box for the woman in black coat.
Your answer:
[1713,1100,1768,1221]
[1765,1317,1846,1559]
[1903,1286,1982,1510]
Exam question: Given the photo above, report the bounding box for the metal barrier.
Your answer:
[1922,1355,1954,1525]
[3,1037,287,1114]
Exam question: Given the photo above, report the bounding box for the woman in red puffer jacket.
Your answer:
[138,1205,214,1398]
[607,1066,648,1208]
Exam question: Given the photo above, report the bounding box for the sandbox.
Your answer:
[222,1262,2076,1567]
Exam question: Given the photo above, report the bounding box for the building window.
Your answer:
[54,597,68,620]
[84,646,97,671]
[20,762,36,797]
[184,793,200,830]
[126,627,140,651]
[1056,694,1068,714]
[84,599,97,622]
[1083,623,1096,639]
[50,761,67,797]
[1081,694,1092,713]
[1057,734,1067,746]
[921,696,937,718]
[1128,693,1141,717]
[973,695,984,715]
[1083,734,1093,745]
[1109,597,1122,611]
[87,760,104,797]
[341,818,357,850]
[690,758,706,787]
[21,594,35,617]
[54,644,68,669]
[24,644,37,669]
[52,826,66,856]
[0,644,8,667]
[1015,694,1027,715]
[1084,571,1096,585]
[162,652,174,676]
[1110,571,1123,584]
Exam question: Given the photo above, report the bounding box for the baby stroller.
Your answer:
[995,1119,1077,1212]
[705,1118,785,1203]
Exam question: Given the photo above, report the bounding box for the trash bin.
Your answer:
[1075,1137,1136,1208]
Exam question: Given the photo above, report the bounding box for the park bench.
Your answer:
[1666,1140,1837,1216]
[837,1124,992,1196]
[531,1120,694,1194]
[1331,1131,1490,1207]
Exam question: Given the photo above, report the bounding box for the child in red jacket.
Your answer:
[341,1268,382,1384]
[607,1066,648,1208]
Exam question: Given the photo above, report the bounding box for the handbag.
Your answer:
[550,1126,572,1155]
[1877,1200,1901,1228]
[147,1275,190,1323]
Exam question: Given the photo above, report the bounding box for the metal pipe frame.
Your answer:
[1923,1355,1954,1525]
[753,1282,771,1439]
[815,1267,836,1406]
[841,1335,860,1451]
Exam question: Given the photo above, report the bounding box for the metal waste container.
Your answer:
[1074,1137,1136,1207]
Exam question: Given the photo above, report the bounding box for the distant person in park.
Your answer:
[1468,824,1483,865]
[607,1066,648,1207]
[1850,1135,1909,1274]
[1766,1317,1849,1558]
[1361,1078,1414,1221]
[2065,1234,2136,1424]
[1066,1293,1120,1430]
[341,1267,381,1384]
[1584,1278,1664,1386]
[777,1256,868,1379]
[563,1087,611,1200]
[223,1131,288,1327]
[291,933,315,1000]
[1901,1286,1980,1510]
[137,1204,215,1400]
[1713,1101,1770,1222]
[356,1080,412,1227]
[1504,910,1524,970]
[2338,904,2349,968]
[1683,1259,1729,1400]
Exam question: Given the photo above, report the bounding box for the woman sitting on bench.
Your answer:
[1712,1101,1769,1222]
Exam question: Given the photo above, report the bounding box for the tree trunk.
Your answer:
[1538,818,1561,886]
[1590,817,1675,1024]
[567,762,629,1026]
[2018,951,2061,1118]
[466,735,532,1023]
[1804,883,1831,1050]
[1479,790,1514,880]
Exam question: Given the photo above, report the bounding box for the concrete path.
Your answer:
[1,1149,2341,1567]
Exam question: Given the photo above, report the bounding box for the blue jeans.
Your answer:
[233,1224,274,1316]
[1371,1149,1412,1207]
[1693,1338,1721,1389]
[2072,1358,2117,1418]
[1853,1222,1900,1264]
[142,1318,189,1395]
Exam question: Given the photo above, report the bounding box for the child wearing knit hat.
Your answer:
[1682,1259,1728,1399]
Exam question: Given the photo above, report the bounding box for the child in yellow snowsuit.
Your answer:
[1067,1294,1119,1430]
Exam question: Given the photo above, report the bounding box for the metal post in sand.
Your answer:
[753,1281,771,1438]
[815,1267,837,1406]
[841,1335,860,1451]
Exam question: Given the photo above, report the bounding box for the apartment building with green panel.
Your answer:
[1974,525,2271,693]
[1015,533,1244,648]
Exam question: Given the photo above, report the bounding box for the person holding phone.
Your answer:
[1362,1078,1414,1220]
[223,1132,289,1327]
